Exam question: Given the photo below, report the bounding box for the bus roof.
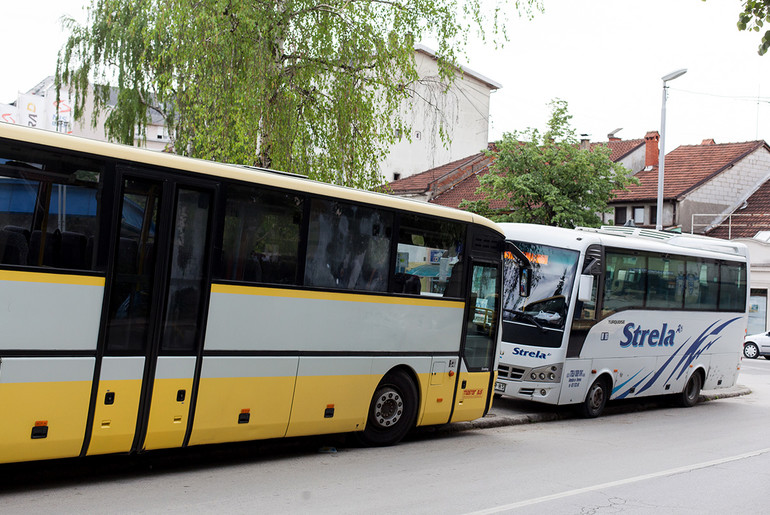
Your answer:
[0,123,501,234]
[499,223,748,261]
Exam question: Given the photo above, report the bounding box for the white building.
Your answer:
[1,76,172,152]
[381,45,500,182]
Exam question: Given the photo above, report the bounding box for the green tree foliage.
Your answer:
[736,0,770,55]
[56,0,540,189]
[462,100,637,228]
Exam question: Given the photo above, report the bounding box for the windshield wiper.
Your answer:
[503,308,547,333]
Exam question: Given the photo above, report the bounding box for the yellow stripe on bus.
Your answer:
[210,284,465,309]
[0,269,105,287]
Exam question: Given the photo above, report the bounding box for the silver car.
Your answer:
[744,331,770,359]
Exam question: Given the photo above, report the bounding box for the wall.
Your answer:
[683,147,770,233]
[738,238,770,334]
[381,51,496,182]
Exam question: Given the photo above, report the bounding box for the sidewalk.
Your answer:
[436,384,752,434]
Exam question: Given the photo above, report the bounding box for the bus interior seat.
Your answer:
[3,225,30,242]
[117,237,139,273]
[0,228,29,265]
[394,272,421,295]
[59,231,88,269]
[29,230,61,267]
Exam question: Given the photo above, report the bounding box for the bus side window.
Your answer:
[220,184,303,285]
[0,156,100,271]
[304,199,392,292]
[394,214,465,297]
[719,262,747,312]
[646,256,685,309]
[603,251,646,316]
[685,259,718,310]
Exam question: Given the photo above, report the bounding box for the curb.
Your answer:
[421,385,752,436]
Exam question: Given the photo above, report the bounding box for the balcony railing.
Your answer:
[691,213,770,239]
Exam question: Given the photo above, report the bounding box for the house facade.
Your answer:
[607,138,770,232]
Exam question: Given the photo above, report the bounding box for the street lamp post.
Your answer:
[656,68,687,231]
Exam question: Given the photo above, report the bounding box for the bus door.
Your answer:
[451,260,500,422]
[87,174,214,455]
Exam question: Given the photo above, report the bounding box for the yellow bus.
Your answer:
[0,123,514,463]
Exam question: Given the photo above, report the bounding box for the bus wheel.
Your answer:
[675,372,702,408]
[357,370,418,446]
[579,377,609,418]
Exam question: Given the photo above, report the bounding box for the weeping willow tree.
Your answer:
[56,0,540,189]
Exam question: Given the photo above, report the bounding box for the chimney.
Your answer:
[645,131,660,169]
[579,134,590,150]
[607,128,623,141]
[701,138,716,145]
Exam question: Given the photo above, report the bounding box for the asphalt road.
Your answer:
[0,359,767,514]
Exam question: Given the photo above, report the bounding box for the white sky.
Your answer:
[2,0,768,151]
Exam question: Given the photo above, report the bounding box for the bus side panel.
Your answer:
[449,369,493,423]
[87,357,144,456]
[204,286,464,354]
[188,357,298,446]
[143,357,196,451]
[417,357,459,426]
[286,357,376,437]
[0,358,94,464]
[0,272,104,351]
[706,353,740,389]
[557,359,591,405]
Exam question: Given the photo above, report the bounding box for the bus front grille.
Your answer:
[498,364,526,380]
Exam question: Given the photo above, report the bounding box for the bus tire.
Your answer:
[579,377,609,418]
[357,370,418,447]
[675,371,702,408]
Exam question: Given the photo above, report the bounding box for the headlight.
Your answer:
[524,363,563,383]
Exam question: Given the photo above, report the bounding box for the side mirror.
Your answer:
[577,274,594,302]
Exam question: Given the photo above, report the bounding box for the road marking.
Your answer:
[468,447,770,514]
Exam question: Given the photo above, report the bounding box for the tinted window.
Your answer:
[684,259,718,310]
[646,256,685,308]
[719,262,747,312]
[0,152,100,270]
[220,185,303,285]
[604,252,646,314]
[304,199,392,292]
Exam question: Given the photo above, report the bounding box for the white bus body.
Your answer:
[495,224,749,417]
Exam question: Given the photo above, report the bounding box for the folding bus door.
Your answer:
[87,175,214,455]
[451,260,500,422]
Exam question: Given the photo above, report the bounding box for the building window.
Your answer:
[749,289,768,334]
[633,206,645,225]
[650,207,657,227]
[614,207,627,226]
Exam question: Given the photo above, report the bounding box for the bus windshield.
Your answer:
[503,241,579,330]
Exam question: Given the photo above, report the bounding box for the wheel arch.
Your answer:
[380,364,423,420]
[585,371,615,402]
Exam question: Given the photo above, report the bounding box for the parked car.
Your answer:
[743,331,770,359]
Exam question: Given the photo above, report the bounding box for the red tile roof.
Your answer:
[706,179,770,239]
[593,139,645,162]
[388,152,486,195]
[429,168,508,210]
[611,140,768,202]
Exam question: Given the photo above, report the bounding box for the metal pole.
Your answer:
[656,84,667,231]
[656,69,687,232]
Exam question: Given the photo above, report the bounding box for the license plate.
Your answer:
[494,381,506,393]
